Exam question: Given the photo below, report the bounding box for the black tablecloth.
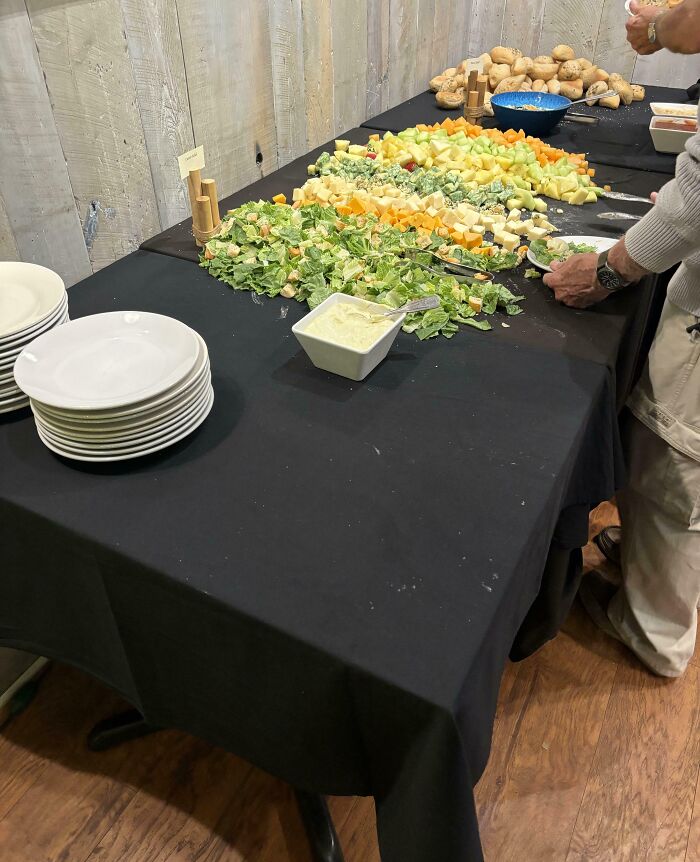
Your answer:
[0,250,624,862]
[361,86,696,174]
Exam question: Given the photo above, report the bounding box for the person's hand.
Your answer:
[651,191,658,203]
[626,0,665,54]
[542,253,610,308]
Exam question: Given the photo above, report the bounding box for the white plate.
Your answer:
[0,262,66,340]
[14,311,200,410]
[36,384,213,450]
[0,295,68,354]
[0,396,29,415]
[650,102,698,118]
[32,334,209,422]
[35,388,214,462]
[527,235,617,273]
[33,370,211,441]
[0,306,68,365]
[0,388,30,408]
[0,309,70,367]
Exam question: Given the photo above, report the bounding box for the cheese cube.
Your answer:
[508,207,522,219]
[526,225,549,241]
[456,209,479,229]
[493,229,520,252]
[507,220,528,235]
[471,224,485,235]
[292,188,304,202]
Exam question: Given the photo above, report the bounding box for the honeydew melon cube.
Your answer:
[585,191,598,203]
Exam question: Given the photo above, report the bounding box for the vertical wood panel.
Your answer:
[268,0,307,166]
[331,0,369,134]
[120,0,195,230]
[26,0,160,273]
[502,0,545,59]
[389,0,419,106]
[467,0,505,58]
[448,0,472,66]
[301,0,334,148]
[593,0,636,79]
[0,0,91,286]
[176,0,278,199]
[539,0,605,61]
[416,0,436,91]
[0,193,19,262]
[633,51,700,88]
[431,0,451,75]
[366,0,391,118]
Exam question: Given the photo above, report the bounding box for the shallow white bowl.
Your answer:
[649,116,696,154]
[292,294,406,382]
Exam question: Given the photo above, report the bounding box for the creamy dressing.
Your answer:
[305,302,394,351]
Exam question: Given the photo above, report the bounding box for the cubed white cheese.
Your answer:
[526,225,549,241]
[493,229,519,252]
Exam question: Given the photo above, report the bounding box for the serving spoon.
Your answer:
[379,296,441,316]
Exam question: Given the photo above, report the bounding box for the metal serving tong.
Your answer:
[404,248,487,278]
[601,191,653,204]
[597,211,643,222]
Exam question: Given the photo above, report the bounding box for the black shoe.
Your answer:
[593,526,621,567]
[579,573,622,642]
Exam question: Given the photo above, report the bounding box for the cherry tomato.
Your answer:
[366,152,377,160]
[405,161,417,172]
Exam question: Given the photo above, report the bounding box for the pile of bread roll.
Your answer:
[430,45,645,113]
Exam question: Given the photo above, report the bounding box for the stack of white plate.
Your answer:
[0,262,68,415]
[13,311,213,462]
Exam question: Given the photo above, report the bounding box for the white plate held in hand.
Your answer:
[527,235,617,273]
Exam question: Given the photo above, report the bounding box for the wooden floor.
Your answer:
[2,504,700,862]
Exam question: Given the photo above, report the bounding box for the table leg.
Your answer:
[294,789,346,862]
[87,708,159,751]
[87,711,345,861]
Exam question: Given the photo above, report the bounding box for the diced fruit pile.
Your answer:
[201,201,526,337]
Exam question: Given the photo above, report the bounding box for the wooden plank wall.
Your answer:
[0,0,698,287]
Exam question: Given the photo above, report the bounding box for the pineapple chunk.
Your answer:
[334,140,350,151]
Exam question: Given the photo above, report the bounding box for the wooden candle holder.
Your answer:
[186,169,222,246]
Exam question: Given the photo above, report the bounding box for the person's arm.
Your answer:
[544,118,700,308]
[627,0,700,55]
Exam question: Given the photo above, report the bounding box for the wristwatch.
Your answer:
[596,249,632,292]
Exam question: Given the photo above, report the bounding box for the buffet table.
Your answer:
[361,85,695,174]
[0,121,668,862]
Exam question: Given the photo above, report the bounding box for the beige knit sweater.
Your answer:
[625,102,700,318]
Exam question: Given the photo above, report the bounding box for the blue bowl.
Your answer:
[490,91,571,138]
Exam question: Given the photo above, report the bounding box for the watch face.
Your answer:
[598,265,622,291]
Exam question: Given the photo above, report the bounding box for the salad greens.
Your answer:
[530,239,597,266]
[200,201,524,338]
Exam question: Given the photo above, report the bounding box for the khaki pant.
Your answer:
[607,300,700,677]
